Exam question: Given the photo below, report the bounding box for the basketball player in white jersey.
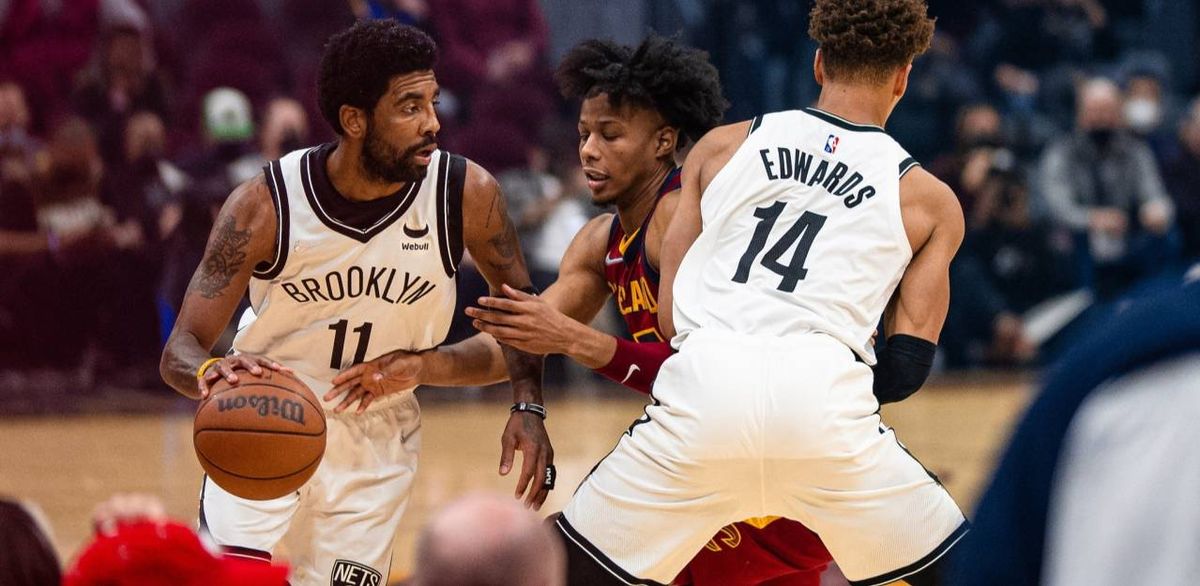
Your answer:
[159,21,553,586]
[551,1,968,584]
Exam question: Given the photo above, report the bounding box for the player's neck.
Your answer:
[814,85,892,129]
[615,163,672,234]
[326,141,409,202]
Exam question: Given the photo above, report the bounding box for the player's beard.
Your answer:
[361,121,433,184]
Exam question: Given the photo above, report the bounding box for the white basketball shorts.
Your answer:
[200,392,421,586]
[559,329,967,585]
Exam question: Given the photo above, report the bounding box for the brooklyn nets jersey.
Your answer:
[232,143,465,398]
[671,108,918,363]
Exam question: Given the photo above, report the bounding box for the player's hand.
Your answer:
[325,350,426,414]
[91,493,168,536]
[467,284,577,356]
[499,411,554,510]
[198,354,291,399]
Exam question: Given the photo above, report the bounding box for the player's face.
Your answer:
[577,94,669,206]
[361,71,441,183]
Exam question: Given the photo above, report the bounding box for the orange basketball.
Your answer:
[193,368,326,501]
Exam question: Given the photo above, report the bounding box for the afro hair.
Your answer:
[318,20,437,135]
[555,35,728,148]
[808,0,935,85]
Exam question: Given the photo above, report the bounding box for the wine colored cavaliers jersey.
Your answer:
[603,168,680,342]
[231,143,465,404]
[672,108,917,364]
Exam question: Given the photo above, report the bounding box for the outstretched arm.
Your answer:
[159,175,283,399]
[460,161,554,510]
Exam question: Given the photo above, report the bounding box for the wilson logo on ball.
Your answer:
[216,395,307,425]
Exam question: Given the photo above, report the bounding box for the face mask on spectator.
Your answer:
[1124,98,1161,133]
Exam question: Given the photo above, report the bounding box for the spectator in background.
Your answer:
[163,87,255,312]
[410,492,565,586]
[229,96,311,178]
[0,498,60,586]
[73,23,169,167]
[0,0,103,128]
[1121,68,1176,164]
[429,0,554,165]
[1162,97,1200,261]
[1039,78,1176,298]
[350,0,428,26]
[944,167,1075,368]
[930,103,1008,227]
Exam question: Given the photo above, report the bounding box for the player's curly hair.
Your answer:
[555,35,728,149]
[318,20,437,135]
[808,0,935,85]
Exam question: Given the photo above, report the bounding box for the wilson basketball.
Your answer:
[194,368,326,500]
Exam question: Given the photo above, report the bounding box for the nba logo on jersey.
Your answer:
[824,134,840,154]
[330,559,382,586]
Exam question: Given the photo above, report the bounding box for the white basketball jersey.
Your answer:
[232,143,465,398]
[672,108,918,363]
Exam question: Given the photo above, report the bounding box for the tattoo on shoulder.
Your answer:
[193,216,251,299]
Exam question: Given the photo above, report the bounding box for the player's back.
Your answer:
[671,108,917,363]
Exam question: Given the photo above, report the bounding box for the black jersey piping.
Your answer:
[299,149,419,243]
[435,152,467,278]
[899,157,921,178]
[253,161,290,280]
[803,107,886,133]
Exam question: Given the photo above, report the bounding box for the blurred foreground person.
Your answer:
[952,280,1200,585]
[0,498,60,586]
[410,492,565,586]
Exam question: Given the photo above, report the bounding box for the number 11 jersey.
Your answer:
[671,109,918,364]
[232,143,465,401]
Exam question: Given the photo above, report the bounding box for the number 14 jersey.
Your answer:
[671,109,918,364]
[232,143,465,402]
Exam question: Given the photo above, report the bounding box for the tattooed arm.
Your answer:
[460,160,553,509]
[160,176,280,399]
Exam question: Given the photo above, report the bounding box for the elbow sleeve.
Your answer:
[872,334,936,404]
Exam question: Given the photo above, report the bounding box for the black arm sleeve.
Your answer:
[873,334,937,405]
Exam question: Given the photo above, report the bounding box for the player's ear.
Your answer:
[892,63,912,100]
[813,49,826,86]
[340,105,368,139]
[655,126,679,159]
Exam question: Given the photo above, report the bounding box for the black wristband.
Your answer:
[511,402,547,419]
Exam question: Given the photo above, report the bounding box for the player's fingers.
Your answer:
[334,386,363,413]
[236,355,264,376]
[514,443,537,501]
[501,283,535,300]
[323,379,356,402]
[215,361,239,384]
[464,307,518,325]
[476,296,522,313]
[197,377,210,399]
[355,393,374,414]
[499,433,516,476]
[331,364,365,387]
[254,356,285,372]
[526,450,549,509]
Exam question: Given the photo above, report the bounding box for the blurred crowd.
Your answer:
[1,0,1199,385]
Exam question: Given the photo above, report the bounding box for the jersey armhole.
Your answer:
[252,161,290,280]
[436,153,467,278]
[899,156,920,178]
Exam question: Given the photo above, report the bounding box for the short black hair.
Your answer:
[318,20,437,135]
[555,35,727,148]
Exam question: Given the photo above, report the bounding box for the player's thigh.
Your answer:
[778,419,966,586]
[288,396,421,584]
[200,475,299,558]
[560,424,744,584]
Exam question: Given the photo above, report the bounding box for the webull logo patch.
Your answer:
[216,395,306,425]
[331,560,381,586]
